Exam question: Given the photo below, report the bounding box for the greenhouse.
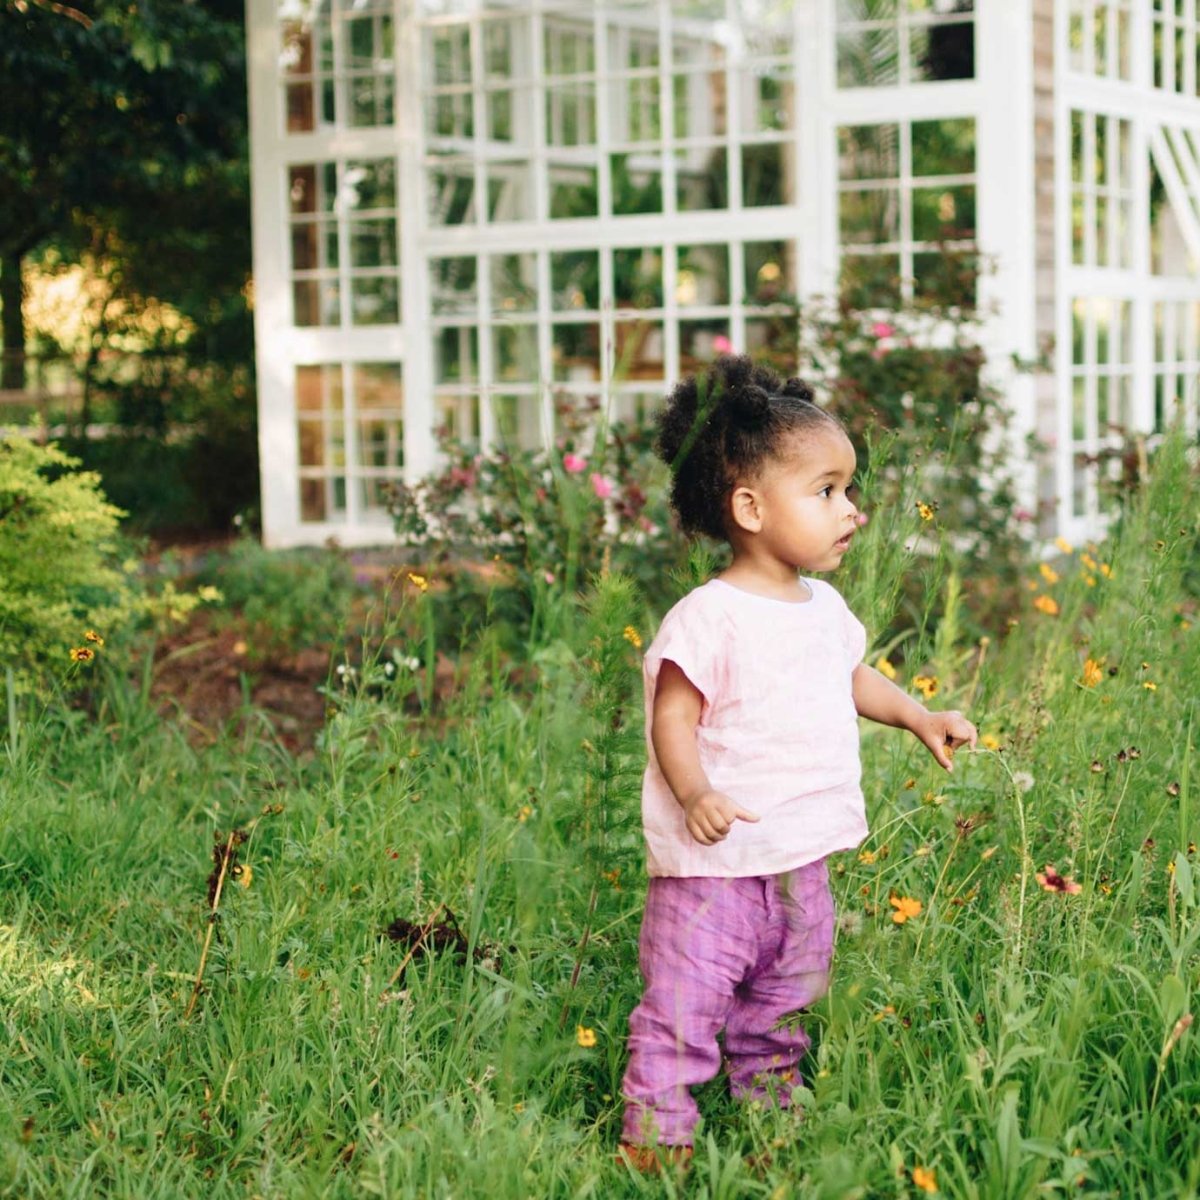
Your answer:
[246,0,1200,546]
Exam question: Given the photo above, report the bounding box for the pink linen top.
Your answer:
[640,577,868,877]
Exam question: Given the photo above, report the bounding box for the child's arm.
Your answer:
[851,663,977,771]
[653,660,760,845]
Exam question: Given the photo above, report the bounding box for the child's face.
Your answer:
[748,428,860,573]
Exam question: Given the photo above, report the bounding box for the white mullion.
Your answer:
[899,118,913,304]
[1084,300,1100,521]
[1106,0,1119,79]
[469,15,487,232]
[1083,112,1097,268]
[336,161,353,328]
[1084,0,1096,77]
[536,247,553,448]
[342,360,358,524]
[664,232,680,388]
[595,5,613,223]
[726,1,742,214]
[478,250,495,451]
[1164,299,1179,430]
[1105,114,1119,269]
[531,9,549,227]
[729,239,746,355]
[1130,110,1154,434]
[660,0,677,219]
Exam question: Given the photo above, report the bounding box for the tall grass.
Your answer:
[1,438,1197,1198]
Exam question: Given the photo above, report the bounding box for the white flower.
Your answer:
[1012,771,1035,793]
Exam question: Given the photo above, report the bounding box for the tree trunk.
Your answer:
[1,248,25,392]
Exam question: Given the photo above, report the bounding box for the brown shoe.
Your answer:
[615,1143,694,1175]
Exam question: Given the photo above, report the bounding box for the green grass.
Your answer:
[2,439,1198,1199]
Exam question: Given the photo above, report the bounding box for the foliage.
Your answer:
[1,434,1198,1196]
[0,434,140,688]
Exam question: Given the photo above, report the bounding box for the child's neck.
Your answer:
[718,556,812,604]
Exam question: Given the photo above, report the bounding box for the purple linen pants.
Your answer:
[620,859,834,1147]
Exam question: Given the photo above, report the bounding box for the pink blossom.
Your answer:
[871,321,895,339]
[713,334,734,355]
[1014,507,1035,523]
[563,452,587,474]
[448,465,477,488]
[590,473,615,499]
[855,512,869,527]
[544,570,556,584]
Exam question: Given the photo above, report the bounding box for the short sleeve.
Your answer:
[644,598,723,706]
[842,603,867,666]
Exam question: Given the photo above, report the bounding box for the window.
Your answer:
[289,159,400,327]
[296,362,404,522]
[1067,0,1132,81]
[836,0,975,90]
[1153,0,1200,95]
[1153,300,1200,435]
[1070,112,1133,270]
[838,117,976,307]
[281,0,395,133]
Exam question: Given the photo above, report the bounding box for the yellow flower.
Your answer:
[1033,595,1059,616]
[1084,575,1097,587]
[1080,552,1098,571]
[875,656,897,680]
[406,572,429,592]
[83,630,105,647]
[912,1165,938,1193]
[575,1025,597,1048]
[197,586,223,604]
[981,733,1001,751]
[1099,563,1112,578]
[237,864,253,889]
[1081,658,1104,688]
[1039,562,1059,584]
[916,501,937,522]
[1055,537,1074,554]
[912,674,939,700]
[69,646,95,664]
[517,805,533,822]
[890,895,922,924]
[858,849,878,865]
[622,625,643,649]
[1143,681,1158,691]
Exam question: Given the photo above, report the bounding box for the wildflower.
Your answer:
[1055,536,1074,554]
[1099,563,1112,578]
[1036,864,1082,894]
[916,501,937,522]
[875,656,897,680]
[69,646,95,664]
[871,321,896,338]
[233,639,248,655]
[1012,771,1035,792]
[1084,575,1097,586]
[1081,658,1104,687]
[603,868,621,888]
[1143,681,1158,691]
[197,586,223,604]
[911,1165,938,1193]
[590,473,615,499]
[517,805,533,822]
[406,572,428,592]
[1033,595,1059,616]
[237,864,253,890]
[903,777,916,790]
[858,849,877,865]
[912,674,939,700]
[889,895,922,924]
[872,1004,895,1021]
[713,334,734,354]
[1167,781,1181,797]
[544,570,556,585]
[980,733,1001,751]
[622,625,643,649]
[981,845,998,860]
[856,511,869,527]
[1090,759,1105,773]
[1039,562,1060,584]
[575,1025,597,1048]
[83,630,105,646]
[1080,552,1098,571]
[563,452,587,474]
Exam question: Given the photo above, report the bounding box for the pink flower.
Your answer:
[590,473,614,499]
[563,453,587,474]
[871,321,895,339]
[448,465,477,488]
[1014,507,1034,523]
[544,570,556,584]
[713,334,734,355]
[855,512,869,527]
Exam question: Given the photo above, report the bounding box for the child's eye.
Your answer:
[819,485,833,498]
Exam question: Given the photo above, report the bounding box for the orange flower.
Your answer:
[912,1165,938,1193]
[1081,658,1103,687]
[890,895,923,924]
[912,674,939,700]
[1033,595,1059,616]
[84,630,105,646]
[916,501,937,522]
[575,1025,597,1048]
[69,646,95,664]
[1036,864,1082,894]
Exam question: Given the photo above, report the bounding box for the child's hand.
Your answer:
[916,710,978,772]
[681,789,760,846]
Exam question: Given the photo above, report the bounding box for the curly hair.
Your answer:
[654,354,844,542]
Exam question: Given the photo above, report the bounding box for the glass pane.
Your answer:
[431,256,478,316]
[840,253,901,307]
[350,74,394,128]
[912,250,976,308]
[431,24,472,86]
[610,153,664,215]
[741,63,795,134]
[493,393,541,450]
[676,145,728,211]
[294,278,340,326]
[911,185,976,241]
[355,363,403,410]
[614,320,666,380]
[744,240,795,304]
[296,364,339,413]
[343,160,396,211]
[838,123,900,181]
[298,420,326,467]
[549,163,598,218]
[289,164,319,215]
[358,419,404,469]
[300,477,327,522]
[543,24,594,76]
[545,84,597,146]
[493,325,539,381]
[487,160,537,221]
[551,324,601,380]
[286,82,315,133]
[614,247,664,309]
[491,253,537,313]
[673,71,727,140]
[837,0,899,17]
[350,277,399,325]
[435,326,479,383]
[349,219,397,268]
[677,244,730,306]
[551,250,599,310]
[742,141,787,207]
[428,159,476,226]
[429,91,474,139]
[837,28,900,88]
[911,117,975,176]
[910,20,975,82]
[839,187,900,244]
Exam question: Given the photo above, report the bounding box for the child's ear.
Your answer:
[729,484,762,534]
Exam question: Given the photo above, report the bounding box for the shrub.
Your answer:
[0,435,142,689]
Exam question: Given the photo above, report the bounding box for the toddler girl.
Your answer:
[619,355,976,1166]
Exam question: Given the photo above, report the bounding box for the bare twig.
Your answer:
[183,829,240,1021]
[385,903,444,990]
